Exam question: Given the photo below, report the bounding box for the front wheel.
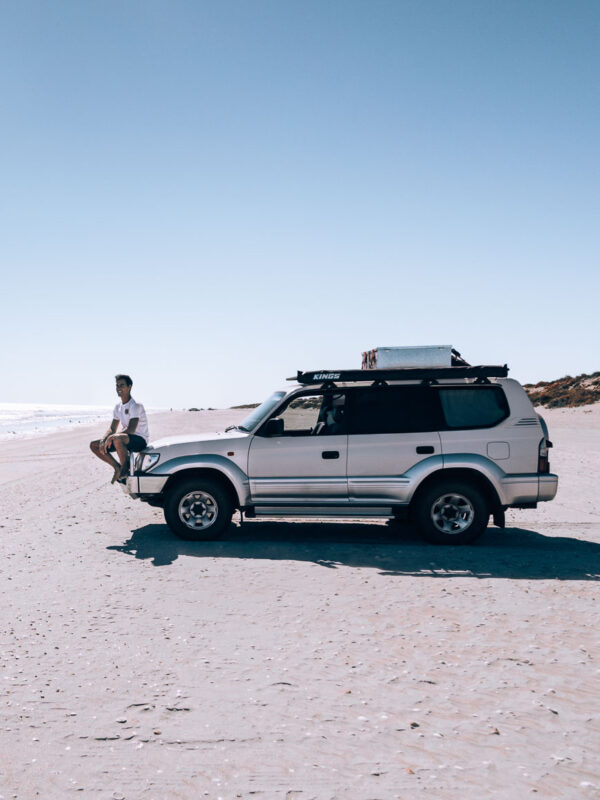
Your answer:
[164,478,233,541]
[413,480,489,545]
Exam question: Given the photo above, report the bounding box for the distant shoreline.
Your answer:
[0,407,246,443]
[0,404,168,442]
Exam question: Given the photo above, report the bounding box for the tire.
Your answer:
[163,477,233,541]
[413,479,489,545]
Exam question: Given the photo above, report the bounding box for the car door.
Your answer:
[346,385,442,504]
[247,391,348,504]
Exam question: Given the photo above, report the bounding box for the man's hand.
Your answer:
[102,433,131,454]
[100,435,113,454]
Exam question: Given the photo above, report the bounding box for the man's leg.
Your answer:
[90,440,121,474]
[111,434,131,483]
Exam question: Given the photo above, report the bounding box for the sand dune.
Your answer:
[0,406,599,798]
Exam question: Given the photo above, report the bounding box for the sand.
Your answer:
[0,406,599,799]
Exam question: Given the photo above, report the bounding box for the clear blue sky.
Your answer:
[1,0,598,408]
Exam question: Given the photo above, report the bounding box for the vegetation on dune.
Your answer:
[524,372,600,408]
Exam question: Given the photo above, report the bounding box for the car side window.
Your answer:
[264,393,346,437]
[348,386,443,434]
[438,387,509,429]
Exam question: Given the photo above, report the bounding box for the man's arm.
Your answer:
[121,401,141,435]
[104,417,138,451]
[103,419,119,440]
[122,417,139,435]
[99,419,119,453]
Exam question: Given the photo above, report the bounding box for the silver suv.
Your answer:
[123,364,558,545]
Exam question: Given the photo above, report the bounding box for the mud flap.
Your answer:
[492,509,506,528]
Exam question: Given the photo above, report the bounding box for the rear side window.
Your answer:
[348,386,443,434]
[438,387,509,429]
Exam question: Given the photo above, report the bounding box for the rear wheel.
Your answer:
[164,477,232,541]
[413,479,489,545]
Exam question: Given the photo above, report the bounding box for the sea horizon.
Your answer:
[0,402,115,441]
[0,402,170,441]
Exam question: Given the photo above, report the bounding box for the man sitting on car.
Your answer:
[89,374,149,484]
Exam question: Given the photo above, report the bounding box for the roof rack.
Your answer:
[290,365,509,385]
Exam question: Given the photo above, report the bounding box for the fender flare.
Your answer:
[154,455,250,506]
[404,453,505,507]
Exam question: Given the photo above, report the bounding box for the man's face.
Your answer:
[116,379,130,399]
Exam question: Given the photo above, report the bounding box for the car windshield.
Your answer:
[238,391,286,432]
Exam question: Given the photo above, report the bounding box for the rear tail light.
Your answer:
[538,437,550,473]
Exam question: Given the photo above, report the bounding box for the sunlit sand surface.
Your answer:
[1,406,599,797]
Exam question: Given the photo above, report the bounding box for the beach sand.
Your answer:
[1,406,599,799]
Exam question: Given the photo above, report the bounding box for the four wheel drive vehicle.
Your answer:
[122,364,558,545]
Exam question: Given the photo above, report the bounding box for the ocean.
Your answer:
[0,403,113,440]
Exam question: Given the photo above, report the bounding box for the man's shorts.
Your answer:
[108,434,147,453]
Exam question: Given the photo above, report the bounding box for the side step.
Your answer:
[243,506,394,519]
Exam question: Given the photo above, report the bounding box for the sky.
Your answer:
[1,0,598,409]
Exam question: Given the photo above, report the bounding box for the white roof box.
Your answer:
[362,345,454,370]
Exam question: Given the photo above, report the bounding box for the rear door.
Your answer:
[346,385,442,503]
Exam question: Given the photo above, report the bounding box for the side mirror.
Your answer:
[264,417,284,437]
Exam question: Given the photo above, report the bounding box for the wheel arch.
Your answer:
[409,467,502,516]
[162,468,240,509]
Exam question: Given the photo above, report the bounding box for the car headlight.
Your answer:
[138,452,160,472]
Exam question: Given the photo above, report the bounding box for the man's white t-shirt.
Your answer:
[113,397,149,443]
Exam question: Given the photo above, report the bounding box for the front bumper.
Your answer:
[122,474,169,497]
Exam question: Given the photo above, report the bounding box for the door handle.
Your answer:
[416,445,434,454]
[322,451,340,459]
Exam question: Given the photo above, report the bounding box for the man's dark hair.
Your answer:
[115,374,133,387]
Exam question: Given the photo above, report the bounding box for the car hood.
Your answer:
[148,430,248,450]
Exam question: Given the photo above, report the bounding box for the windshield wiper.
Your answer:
[225,424,249,432]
